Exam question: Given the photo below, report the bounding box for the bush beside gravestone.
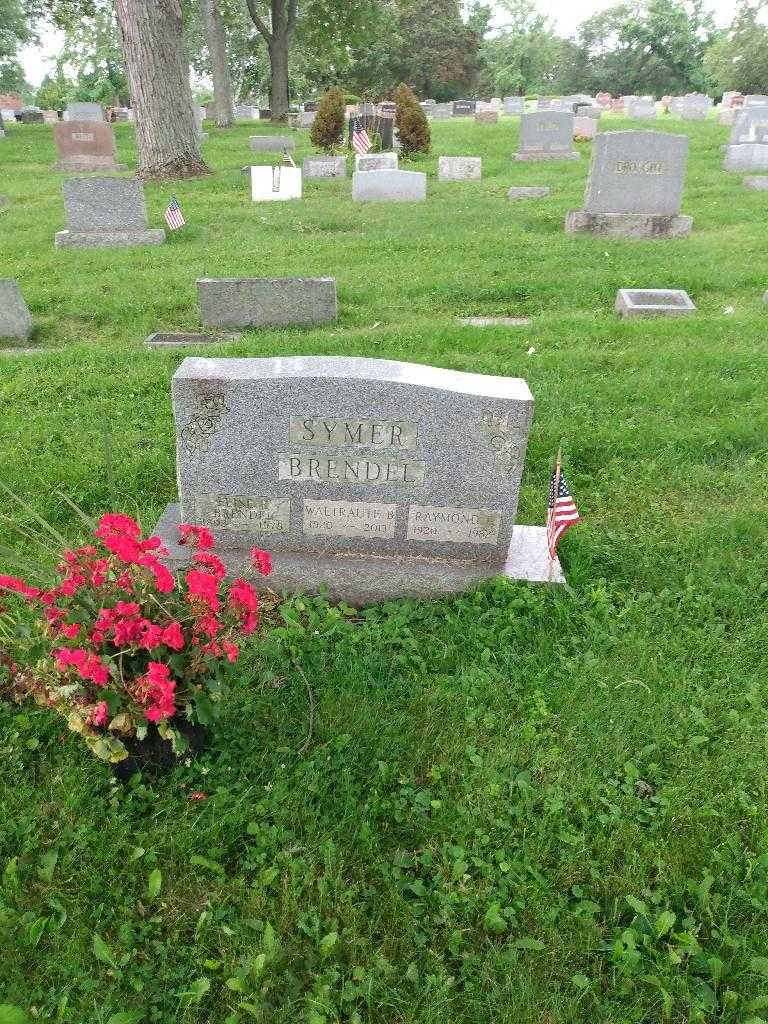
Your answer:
[310,86,345,153]
[394,83,430,156]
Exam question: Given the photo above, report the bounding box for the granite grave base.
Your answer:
[513,150,579,161]
[507,186,550,199]
[615,288,696,318]
[152,503,565,605]
[744,176,768,189]
[565,211,693,238]
[55,228,166,248]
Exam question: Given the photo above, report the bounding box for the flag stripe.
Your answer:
[546,466,581,559]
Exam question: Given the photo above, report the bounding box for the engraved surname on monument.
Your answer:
[615,160,664,174]
[188,495,290,533]
[407,505,502,545]
[278,455,425,485]
[71,132,95,142]
[289,416,417,450]
[303,500,397,539]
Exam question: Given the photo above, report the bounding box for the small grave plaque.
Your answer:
[303,155,346,178]
[0,279,33,339]
[438,156,481,181]
[152,356,564,603]
[352,169,426,202]
[250,135,295,152]
[615,288,696,318]
[515,111,578,161]
[64,102,104,122]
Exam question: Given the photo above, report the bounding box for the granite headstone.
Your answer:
[0,280,33,339]
[514,111,578,160]
[197,278,337,329]
[52,120,124,172]
[55,177,166,248]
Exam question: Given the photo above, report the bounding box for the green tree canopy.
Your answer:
[478,0,562,97]
[705,1,768,95]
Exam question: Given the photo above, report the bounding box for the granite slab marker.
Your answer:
[302,155,347,178]
[514,111,578,161]
[63,102,104,122]
[566,130,692,238]
[249,135,295,152]
[507,186,550,199]
[355,152,398,172]
[52,120,125,172]
[55,177,166,249]
[437,156,481,181]
[151,356,564,603]
[615,288,696,318]
[0,279,33,339]
[197,278,337,329]
[352,169,426,202]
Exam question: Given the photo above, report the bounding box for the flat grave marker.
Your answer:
[615,288,696,318]
[352,169,426,202]
[197,278,337,329]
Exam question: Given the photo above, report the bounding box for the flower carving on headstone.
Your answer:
[476,411,524,476]
[180,393,230,456]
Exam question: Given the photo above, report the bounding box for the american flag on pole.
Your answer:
[352,117,372,156]
[164,196,186,231]
[547,459,581,559]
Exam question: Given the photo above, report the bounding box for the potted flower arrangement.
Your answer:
[0,512,272,776]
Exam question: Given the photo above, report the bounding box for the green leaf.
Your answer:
[262,921,279,957]
[626,895,649,917]
[147,868,162,900]
[0,1007,31,1024]
[194,691,217,726]
[106,1013,144,1024]
[37,850,58,883]
[483,903,508,935]
[190,855,225,876]
[654,910,676,938]
[180,977,210,1004]
[92,932,117,968]
[2,857,19,892]
[319,931,338,958]
[514,937,545,951]
[24,916,48,948]
[751,957,768,977]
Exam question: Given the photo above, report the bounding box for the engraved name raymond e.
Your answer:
[278,455,425,485]
[407,505,502,544]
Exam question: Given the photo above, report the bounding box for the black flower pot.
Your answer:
[111,716,208,781]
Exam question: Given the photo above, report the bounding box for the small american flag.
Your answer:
[352,117,372,156]
[164,196,185,231]
[547,459,581,559]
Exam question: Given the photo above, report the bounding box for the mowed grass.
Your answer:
[1,115,768,1023]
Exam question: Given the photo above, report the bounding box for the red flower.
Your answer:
[192,552,226,580]
[186,569,220,611]
[222,639,239,664]
[189,791,207,801]
[178,524,215,550]
[161,621,185,651]
[89,701,109,727]
[139,623,165,650]
[140,661,177,723]
[0,574,41,599]
[249,548,272,577]
[95,513,142,539]
[54,647,110,687]
[228,578,259,634]
[139,555,175,594]
[60,622,80,640]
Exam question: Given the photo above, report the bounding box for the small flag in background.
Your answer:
[164,196,185,231]
[547,457,581,560]
[352,117,372,156]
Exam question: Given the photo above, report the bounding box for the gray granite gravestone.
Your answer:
[503,97,525,116]
[347,114,394,150]
[452,100,477,116]
[438,156,481,181]
[615,288,695,318]
[352,169,426,202]
[250,135,295,152]
[565,131,692,238]
[724,105,768,170]
[194,106,207,139]
[745,95,768,106]
[475,110,498,124]
[355,152,398,172]
[627,98,656,120]
[681,94,710,120]
[303,155,347,178]
[431,103,453,119]
[297,111,316,129]
[743,176,768,189]
[55,177,166,248]
[197,278,337,329]
[514,111,578,160]
[0,280,33,339]
[151,355,564,603]
[64,102,104,122]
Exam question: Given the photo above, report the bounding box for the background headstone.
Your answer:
[55,177,166,248]
[347,114,394,150]
[0,279,33,340]
[197,278,337,328]
[303,155,346,178]
[352,169,426,202]
[503,97,525,116]
[515,111,578,160]
[250,135,295,152]
[452,100,477,117]
[64,102,104,122]
[52,120,124,172]
[438,156,481,181]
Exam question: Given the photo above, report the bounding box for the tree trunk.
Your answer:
[268,30,290,120]
[244,0,296,121]
[114,0,210,180]
[200,0,234,128]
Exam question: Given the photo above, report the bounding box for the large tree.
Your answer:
[0,0,31,92]
[114,0,209,178]
[394,0,479,100]
[478,0,561,96]
[705,2,768,95]
[199,0,234,126]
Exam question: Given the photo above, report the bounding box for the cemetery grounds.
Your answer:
[0,115,767,1023]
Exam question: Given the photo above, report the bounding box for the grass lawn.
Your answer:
[1,114,768,1023]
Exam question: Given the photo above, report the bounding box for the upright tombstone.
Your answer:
[565,130,692,238]
[355,152,398,172]
[744,95,768,106]
[723,105,768,170]
[669,96,683,115]
[42,109,58,123]
[431,103,453,120]
[514,111,578,161]
[52,120,124,172]
[234,104,257,120]
[610,98,625,113]
[503,96,525,116]
[628,98,656,120]
[352,169,426,202]
[55,177,166,248]
[681,94,710,120]
[576,104,602,119]
[64,102,104,123]
[475,110,498,124]
[19,107,43,123]
[595,92,612,108]
[573,116,597,140]
[438,156,481,181]
[197,278,337,329]
[250,165,302,200]
[194,106,207,139]
[0,280,33,340]
[302,155,346,179]
[452,100,476,117]
[151,355,564,604]
[298,111,316,129]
